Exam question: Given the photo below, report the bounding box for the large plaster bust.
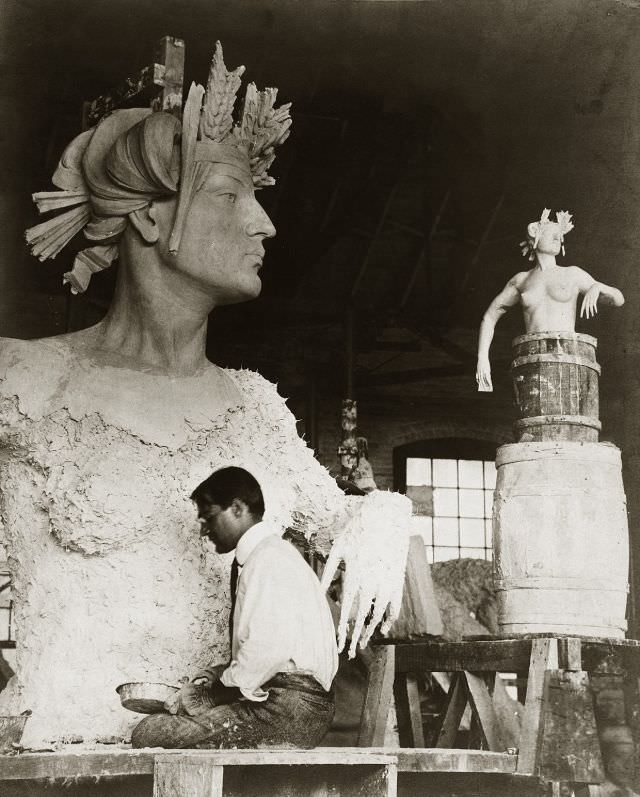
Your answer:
[476,209,624,391]
[0,44,410,747]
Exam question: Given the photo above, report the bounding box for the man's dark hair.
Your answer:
[190,467,265,518]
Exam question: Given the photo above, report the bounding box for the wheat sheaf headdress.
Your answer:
[519,207,574,261]
[26,41,292,293]
[169,41,292,252]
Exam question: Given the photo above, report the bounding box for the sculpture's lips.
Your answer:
[246,252,264,269]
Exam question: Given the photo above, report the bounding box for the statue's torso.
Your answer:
[518,265,579,333]
[0,335,322,746]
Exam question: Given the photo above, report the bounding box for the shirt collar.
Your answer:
[235,519,283,566]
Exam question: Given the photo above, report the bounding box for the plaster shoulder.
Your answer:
[0,336,73,421]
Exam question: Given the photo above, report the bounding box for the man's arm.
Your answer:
[477,276,522,392]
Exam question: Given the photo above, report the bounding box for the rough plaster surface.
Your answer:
[0,336,406,747]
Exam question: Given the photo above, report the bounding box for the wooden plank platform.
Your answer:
[0,749,157,781]
[394,749,517,773]
[0,746,518,781]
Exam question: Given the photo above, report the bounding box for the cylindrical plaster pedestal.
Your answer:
[493,440,629,638]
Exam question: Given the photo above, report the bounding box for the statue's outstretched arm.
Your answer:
[575,267,625,319]
[237,370,412,658]
[476,277,521,392]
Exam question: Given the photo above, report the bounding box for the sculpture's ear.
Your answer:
[527,222,539,240]
[128,204,160,244]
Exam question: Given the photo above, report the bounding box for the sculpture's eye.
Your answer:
[221,193,237,205]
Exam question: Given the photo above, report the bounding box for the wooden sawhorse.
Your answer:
[359,635,640,793]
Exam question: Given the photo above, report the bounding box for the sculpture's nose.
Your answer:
[245,197,276,239]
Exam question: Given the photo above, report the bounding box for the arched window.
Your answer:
[394,438,498,563]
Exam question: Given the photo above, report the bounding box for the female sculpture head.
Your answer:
[26,42,290,304]
[520,208,574,262]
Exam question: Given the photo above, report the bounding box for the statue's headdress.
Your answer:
[519,208,574,261]
[26,42,292,293]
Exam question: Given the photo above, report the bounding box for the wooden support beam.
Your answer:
[350,177,402,300]
[464,671,507,752]
[395,638,535,674]
[399,188,451,309]
[389,535,443,639]
[154,758,224,797]
[83,36,185,128]
[357,646,395,747]
[517,638,558,777]
[459,192,505,293]
[422,327,475,363]
[358,363,468,387]
[154,751,399,797]
[394,673,426,747]
[558,638,582,672]
[435,671,468,748]
[537,670,604,784]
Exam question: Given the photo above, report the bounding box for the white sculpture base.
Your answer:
[493,441,629,638]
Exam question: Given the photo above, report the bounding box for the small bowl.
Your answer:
[116,682,178,714]
[0,712,31,752]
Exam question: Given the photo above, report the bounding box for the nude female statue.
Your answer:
[476,209,624,391]
[0,43,410,746]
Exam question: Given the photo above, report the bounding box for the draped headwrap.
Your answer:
[26,41,292,293]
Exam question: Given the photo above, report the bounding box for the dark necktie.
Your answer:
[228,558,239,644]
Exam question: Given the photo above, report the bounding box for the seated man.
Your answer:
[131,467,338,749]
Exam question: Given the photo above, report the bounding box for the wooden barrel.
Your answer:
[511,332,600,442]
[493,441,628,638]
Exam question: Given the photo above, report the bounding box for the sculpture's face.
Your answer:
[536,222,562,256]
[162,159,276,305]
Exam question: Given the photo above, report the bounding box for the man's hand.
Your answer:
[476,358,493,392]
[190,663,227,686]
[163,686,186,715]
[164,682,218,716]
[163,664,229,715]
[580,283,601,319]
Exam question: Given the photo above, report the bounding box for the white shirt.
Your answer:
[220,520,339,701]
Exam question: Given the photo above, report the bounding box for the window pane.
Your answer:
[410,515,433,543]
[432,546,459,562]
[425,546,435,564]
[433,459,458,487]
[483,460,497,489]
[458,460,483,488]
[460,546,487,559]
[460,518,485,547]
[433,517,459,547]
[459,489,484,518]
[485,518,493,547]
[433,488,458,517]
[484,489,494,518]
[406,458,431,486]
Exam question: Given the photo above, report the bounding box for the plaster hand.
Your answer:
[476,359,493,392]
[580,283,601,319]
[320,490,411,658]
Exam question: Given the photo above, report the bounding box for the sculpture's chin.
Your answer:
[218,277,263,306]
